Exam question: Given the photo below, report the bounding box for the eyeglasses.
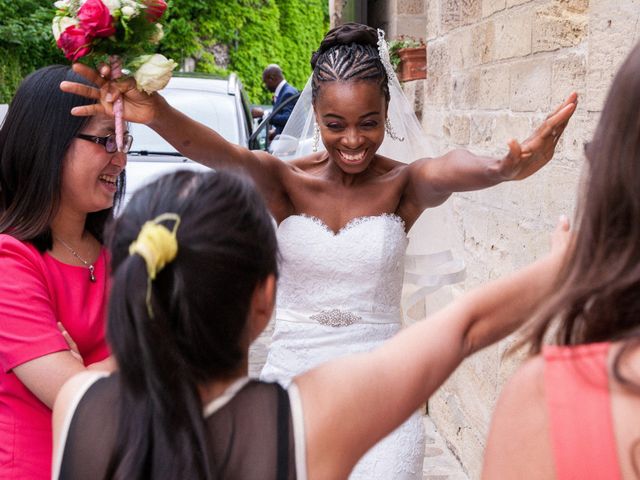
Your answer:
[76,133,134,154]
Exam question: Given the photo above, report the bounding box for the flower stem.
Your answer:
[110,55,125,152]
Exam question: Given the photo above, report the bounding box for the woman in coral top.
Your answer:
[0,66,124,478]
[482,41,640,479]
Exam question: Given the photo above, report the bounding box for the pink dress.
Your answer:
[544,342,622,480]
[0,235,110,479]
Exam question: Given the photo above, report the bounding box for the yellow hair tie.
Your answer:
[128,213,181,318]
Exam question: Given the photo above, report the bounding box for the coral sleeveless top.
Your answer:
[544,342,621,480]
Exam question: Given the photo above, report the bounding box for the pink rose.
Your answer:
[144,0,167,22]
[78,0,116,38]
[57,25,93,61]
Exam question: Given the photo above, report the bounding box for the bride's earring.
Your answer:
[385,118,405,142]
[313,124,320,152]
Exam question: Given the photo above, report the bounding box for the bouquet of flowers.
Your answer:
[52,0,177,150]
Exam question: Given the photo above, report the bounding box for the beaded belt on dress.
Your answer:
[278,308,400,327]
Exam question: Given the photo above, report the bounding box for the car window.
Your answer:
[129,89,240,152]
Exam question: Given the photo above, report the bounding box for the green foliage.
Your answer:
[0,0,328,104]
[0,0,66,102]
[388,36,424,71]
[159,0,328,103]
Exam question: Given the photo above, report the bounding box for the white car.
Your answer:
[124,73,255,206]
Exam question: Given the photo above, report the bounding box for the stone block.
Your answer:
[472,21,496,65]
[506,0,530,6]
[559,0,589,13]
[398,0,425,15]
[551,53,586,107]
[460,0,483,26]
[396,14,429,40]
[483,0,506,17]
[425,0,441,40]
[440,0,482,30]
[510,58,551,112]
[491,112,538,148]
[586,0,640,111]
[451,70,481,109]
[443,114,471,145]
[469,114,497,146]
[532,3,588,52]
[426,41,453,107]
[451,22,496,69]
[493,8,533,59]
[442,0,462,32]
[448,29,473,71]
[478,64,510,109]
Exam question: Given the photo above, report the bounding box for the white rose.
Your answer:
[52,16,78,41]
[121,5,136,18]
[100,0,121,13]
[53,0,70,9]
[150,23,164,44]
[121,0,140,11]
[134,54,178,94]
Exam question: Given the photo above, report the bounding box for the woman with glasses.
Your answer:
[0,65,126,479]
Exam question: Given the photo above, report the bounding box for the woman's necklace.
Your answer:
[54,236,97,282]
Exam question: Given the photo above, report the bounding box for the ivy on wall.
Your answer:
[159,0,329,103]
[0,0,327,104]
[0,1,65,103]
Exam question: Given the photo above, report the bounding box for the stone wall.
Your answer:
[396,0,640,477]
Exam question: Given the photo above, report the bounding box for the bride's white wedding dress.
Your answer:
[261,213,425,480]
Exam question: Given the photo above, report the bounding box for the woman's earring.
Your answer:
[385,118,405,142]
[312,124,320,152]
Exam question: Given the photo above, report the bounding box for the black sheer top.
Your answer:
[56,374,300,480]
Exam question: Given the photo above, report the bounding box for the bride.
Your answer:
[62,22,576,479]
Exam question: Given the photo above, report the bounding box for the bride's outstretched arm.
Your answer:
[60,63,287,199]
[295,218,571,480]
[405,92,578,209]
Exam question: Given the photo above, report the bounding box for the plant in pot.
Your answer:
[388,36,427,82]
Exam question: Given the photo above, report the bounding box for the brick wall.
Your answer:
[395,0,640,476]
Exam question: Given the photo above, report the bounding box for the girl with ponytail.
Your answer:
[53,169,568,480]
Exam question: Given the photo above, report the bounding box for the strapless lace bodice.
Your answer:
[261,214,424,480]
[276,214,408,315]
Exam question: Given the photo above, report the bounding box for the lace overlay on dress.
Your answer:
[261,214,425,480]
[276,214,407,315]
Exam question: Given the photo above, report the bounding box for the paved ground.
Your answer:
[249,318,469,480]
[423,416,469,480]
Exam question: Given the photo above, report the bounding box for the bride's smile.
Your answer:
[314,81,386,174]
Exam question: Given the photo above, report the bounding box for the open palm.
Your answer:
[499,92,578,181]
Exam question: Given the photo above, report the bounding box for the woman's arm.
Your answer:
[12,352,113,409]
[60,64,289,202]
[405,93,578,209]
[296,219,569,480]
[0,237,115,409]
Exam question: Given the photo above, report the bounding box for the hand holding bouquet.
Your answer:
[52,0,177,150]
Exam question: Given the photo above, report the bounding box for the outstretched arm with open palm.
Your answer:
[406,92,578,209]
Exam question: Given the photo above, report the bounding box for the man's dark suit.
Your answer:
[270,82,299,135]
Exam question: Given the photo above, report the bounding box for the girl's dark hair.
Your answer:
[105,170,278,479]
[0,65,125,250]
[310,22,390,103]
[525,42,640,380]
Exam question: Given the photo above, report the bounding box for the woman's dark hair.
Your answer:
[0,65,125,250]
[311,22,390,103]
[105,170,278,479]
[525,42,640,380]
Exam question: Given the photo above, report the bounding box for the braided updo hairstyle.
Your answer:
[310,22,390,104]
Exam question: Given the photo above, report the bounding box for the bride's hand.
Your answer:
[497,92,578,181]
[60,63,162,124]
